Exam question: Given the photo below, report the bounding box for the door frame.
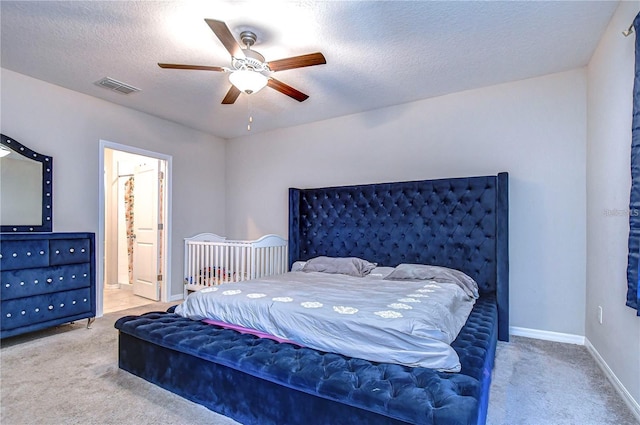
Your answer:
[97,140,172,317]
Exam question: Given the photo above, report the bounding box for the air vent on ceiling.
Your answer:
[95,77,141,95]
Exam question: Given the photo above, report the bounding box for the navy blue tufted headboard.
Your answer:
[289,173,509,341]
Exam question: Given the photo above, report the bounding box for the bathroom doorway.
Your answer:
[98,141,171,315]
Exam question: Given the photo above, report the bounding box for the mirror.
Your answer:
[0,134,53,232]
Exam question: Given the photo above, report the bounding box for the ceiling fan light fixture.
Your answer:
[229,70,268,95]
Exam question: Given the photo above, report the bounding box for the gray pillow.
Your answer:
[384,263,479,298]
[302,256,377,277]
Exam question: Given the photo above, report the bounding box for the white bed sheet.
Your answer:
[175,271,475,372]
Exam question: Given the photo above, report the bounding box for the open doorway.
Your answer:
[98,141,171,316]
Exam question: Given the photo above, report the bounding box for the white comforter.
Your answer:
[175,271,475,372]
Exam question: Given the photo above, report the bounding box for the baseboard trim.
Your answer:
[585,338,640,422]
[509,326,585,345]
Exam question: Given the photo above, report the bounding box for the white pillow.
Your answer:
[290,261,307,272]
[384,263,479,298]
[302,256,377,277]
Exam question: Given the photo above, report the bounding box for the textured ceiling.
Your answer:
[0,1,618,139]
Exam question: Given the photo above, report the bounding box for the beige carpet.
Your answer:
[1,302,638,425]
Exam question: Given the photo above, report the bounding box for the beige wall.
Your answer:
[586,0,640,411]
[225,69,588,338]
[0,68,228,301]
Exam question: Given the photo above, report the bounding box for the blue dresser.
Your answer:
[0,232,96,338]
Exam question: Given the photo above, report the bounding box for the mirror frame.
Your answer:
[0,134,53,232]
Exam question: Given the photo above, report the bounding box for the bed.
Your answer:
[115,172,509,425]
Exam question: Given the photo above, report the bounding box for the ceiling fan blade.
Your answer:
[158,63,225,72]
[267,52,326,72]
[205,19,245,59]
[221,85,241,104]
[267,78,309,102]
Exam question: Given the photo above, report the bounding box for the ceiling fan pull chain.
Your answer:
[247,96,253,131]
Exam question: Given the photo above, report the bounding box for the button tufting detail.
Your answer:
[115,298,497,425]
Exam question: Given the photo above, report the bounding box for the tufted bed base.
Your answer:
[116,173,508,425]
[115,296,496,425]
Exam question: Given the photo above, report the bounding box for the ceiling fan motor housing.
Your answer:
[233,49,267,71]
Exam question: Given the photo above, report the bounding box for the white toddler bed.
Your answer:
[183,233,288,295]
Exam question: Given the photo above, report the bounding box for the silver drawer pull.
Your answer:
[4,284,9,288]
[47,278,53,283]
[72,301,77,305]
[48,305,54,310]
[60,303,64,308]
[40,251,45,255]
[26,252,31,256]
[69,248,75,253]
[81,249,86,253]
[6,313,11,318]
[21,311,26,315]
[34,279,39,284]
[0,254,3,259]
[20,282,24,286]
[12,253,17,257]
[35,308,40,312]
[59,277,63,281]
[72,275,76,279]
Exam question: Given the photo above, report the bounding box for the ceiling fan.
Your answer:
[158,19,326,104]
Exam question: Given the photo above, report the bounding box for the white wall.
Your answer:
[226,69,588,337]
[586,0,640,410]
[0,68,227,300]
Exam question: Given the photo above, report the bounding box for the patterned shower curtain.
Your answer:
[627,12,640,314]
[124,176,135,285]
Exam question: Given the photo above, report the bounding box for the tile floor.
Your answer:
[103,285,155,314]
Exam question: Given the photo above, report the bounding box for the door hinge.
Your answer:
[158,223,164,230]
[157,274,163,281]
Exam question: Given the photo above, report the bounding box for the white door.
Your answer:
[132,161,160,300]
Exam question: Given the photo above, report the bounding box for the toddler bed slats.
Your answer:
[183,233,287,295]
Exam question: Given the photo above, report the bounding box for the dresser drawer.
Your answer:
[1,287,92,331]
[1,263,91,301]
[49,238,91,266]
[0,240,49,271]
